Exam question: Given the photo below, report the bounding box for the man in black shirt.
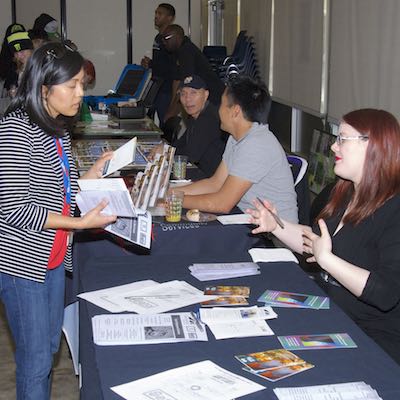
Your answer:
[161,24,225,121]
[150,75,227,178]
[173,75,227,177]
[141,3,176,126]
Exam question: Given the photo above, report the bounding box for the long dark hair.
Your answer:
[6,42,84,137]
[318,109,400,224]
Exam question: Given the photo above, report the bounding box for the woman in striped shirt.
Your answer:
[0,42,116,399]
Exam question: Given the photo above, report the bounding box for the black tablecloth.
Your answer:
[78,253,400,400]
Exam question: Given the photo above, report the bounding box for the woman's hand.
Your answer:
[81,151,114,180]
[302,219,332,264]
[78,199,117,229]
[246,198,278,234]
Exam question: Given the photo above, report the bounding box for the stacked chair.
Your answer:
[203,31,261,81]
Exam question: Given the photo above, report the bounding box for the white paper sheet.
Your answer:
[199,306,277,324]
[102,137,137,177]
[78,280,159,312]
[111,360,265,400]
[273,381,383,400]
[207,319,275,340]
[189,262,260,281]
[217,213,252,225]
[109,280,217,314]
[92,312,208,345]
[248,248,299,264]
[77,178,136,217]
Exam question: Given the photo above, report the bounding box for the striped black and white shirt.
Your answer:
[0,109,79,282]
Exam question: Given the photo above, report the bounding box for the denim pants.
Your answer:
[0,265,65,400]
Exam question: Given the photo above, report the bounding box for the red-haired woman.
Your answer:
[247,108,400,364]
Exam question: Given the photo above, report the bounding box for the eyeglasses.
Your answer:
[46,41,76,60]
[335,134,369,146]
[162,33,175,41]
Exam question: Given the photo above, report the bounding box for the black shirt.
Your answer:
[316,194,400,364]
[173,102,227,177]
[152,33,176,94]
[173,37,225,106]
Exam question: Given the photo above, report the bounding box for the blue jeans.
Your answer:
[0,265,65,400]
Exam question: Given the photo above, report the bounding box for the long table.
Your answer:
[73,117,162,139]
[78,252,400,400]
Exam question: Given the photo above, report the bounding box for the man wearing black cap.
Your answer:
[151,75,227,177]
[172,75,227,177]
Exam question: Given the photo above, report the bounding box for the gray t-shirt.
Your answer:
[223,123,298,223]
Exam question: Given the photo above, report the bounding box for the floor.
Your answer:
[0,303,79,400]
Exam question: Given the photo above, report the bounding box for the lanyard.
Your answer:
[54,138,71,205]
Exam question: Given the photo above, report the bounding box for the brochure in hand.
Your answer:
[258,290,329,309]
[278,333,357,350]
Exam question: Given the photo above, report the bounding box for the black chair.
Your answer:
[287,155,310,225]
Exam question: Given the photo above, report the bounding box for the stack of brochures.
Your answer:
[189,262,260,281]
[92,312,207,345]
[273,382,383,400]
[198,305,277,339]
[278,333,357,350]
[201,285,250,306]
[235,349,314,382]
[258,290,330,309]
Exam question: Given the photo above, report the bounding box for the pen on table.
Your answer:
[190,311,204,332]
[256,197,285,229]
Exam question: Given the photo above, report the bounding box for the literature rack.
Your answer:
[307,129,336,194]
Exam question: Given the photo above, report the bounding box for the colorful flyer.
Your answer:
[252,362,314,382]
[235,349,305,372]
[258,290,330,309]
[278,333,357,350]
[200,296,249,307]
[204,286,250,297]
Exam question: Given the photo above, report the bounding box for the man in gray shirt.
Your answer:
[180,75,298,223]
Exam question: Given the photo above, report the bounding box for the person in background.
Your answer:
[151,75,227,178]
[141,3,176,126]
[161,24,225,123]
[0,24,33,97]
[248,108,400,364]
[0,42,116,399]
[179,75,298,220]
[30,13,61,42]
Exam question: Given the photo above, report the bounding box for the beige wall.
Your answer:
[0,1,12,37]
[15,0,60,31]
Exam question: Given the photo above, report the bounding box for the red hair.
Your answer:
[318,109,400,225]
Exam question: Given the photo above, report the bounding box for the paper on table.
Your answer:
[109,280,218,314]
[273,381,382,400]
[207,319,275,340]
[102,137,137,177]
[199,306,277,324]
[249,248,299,264]
[92,312,208,345]
[111,360,265,400]
[78,280,159,312]
[189,262,260,281]
[217,213,251,225]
